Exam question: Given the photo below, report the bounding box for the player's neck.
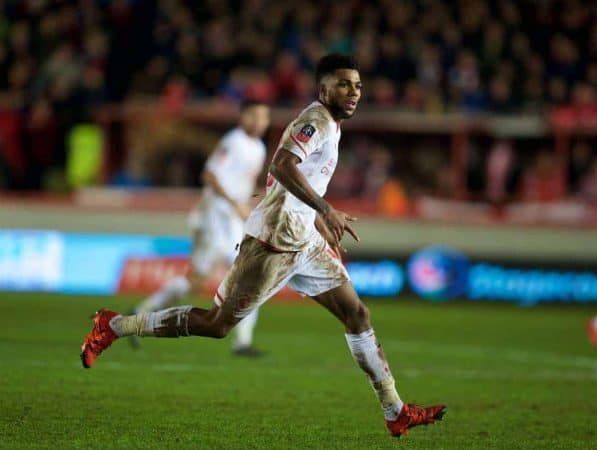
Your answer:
[316,99,344,125]
[239,125,258,139]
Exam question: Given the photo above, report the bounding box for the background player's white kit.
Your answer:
[191,127,266,273]
[136,125,266,352]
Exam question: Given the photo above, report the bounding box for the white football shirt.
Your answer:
[202,127,266,215]
[244,101,341,251]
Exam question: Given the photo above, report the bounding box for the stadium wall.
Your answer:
[1,211,595,306]
[1,199,595,264]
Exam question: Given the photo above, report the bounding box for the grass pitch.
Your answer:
[0,292,595,449]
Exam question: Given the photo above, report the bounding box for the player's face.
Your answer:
[320,69,362,120]
[241,105,271,138]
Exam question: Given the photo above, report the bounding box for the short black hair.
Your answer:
[315,53,359,84]
[240,99,267,111]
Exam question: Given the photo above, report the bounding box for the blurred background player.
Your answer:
[130,100,271,356]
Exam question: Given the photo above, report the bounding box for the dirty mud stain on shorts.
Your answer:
[311,237,350,283]
[219,236,298,315]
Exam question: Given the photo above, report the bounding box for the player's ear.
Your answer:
[318,82,327,102]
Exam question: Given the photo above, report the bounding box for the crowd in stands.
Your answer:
[329,136,596,210]
[2,1,596,111]
[0,0,594,205]
[0,0,597,112]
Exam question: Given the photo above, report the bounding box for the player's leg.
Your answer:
[311,281,445,437]
[185,236,297,338]
[310,282,404,414]
[110,237,296,340]
[133,229,212,314]
[133,275,193,313]
[127,230,213,348]
[220,219,265,356]
[291,237,445,437]
[116,297,244,340]
[114,232,246,341]
[232,309,263,356]
[82,282,242,368]
[288,241,405,420]
[81,237,296,367]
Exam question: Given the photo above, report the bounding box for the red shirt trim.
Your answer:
[215,291,225,304]
[289,135,308,159]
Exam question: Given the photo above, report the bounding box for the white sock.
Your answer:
[233,309,259,349]
[110,306,193,337]
[135,276,191,313]
[345,329,404,420]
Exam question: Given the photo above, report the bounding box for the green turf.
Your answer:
[0,293,595,449]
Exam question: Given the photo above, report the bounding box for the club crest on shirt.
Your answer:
[296,124,316,143]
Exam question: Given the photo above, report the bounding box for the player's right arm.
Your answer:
[202,137,251,220]
[201,169,250,220]
[269,149,359,244]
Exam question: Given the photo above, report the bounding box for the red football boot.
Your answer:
[80,309,120,369]
[385,403,447,437]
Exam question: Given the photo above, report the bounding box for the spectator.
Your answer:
[0,0,596,200]
[577,160,597,204]
[377,176,409,217]
[0,0,594,112]
[520,151,566,202]
[448,50,483,111]
[23,96,57,189]
[568,141,593,194]
[486,139,520,205]
[271,51,300,103]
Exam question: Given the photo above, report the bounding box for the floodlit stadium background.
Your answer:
[0,2,596,448]
[0,0,595,303]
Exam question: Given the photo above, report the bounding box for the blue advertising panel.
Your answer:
[468,264,597,306]
[345,260,404,297]
[407,246,469,301]
[0,231,190,295]
[1,231,595,305]
[0,230,64,291]
[407,246,597,305]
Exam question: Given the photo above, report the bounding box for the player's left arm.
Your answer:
[202,140,251,220]
[315,213,345,256]
[201,169,251,220]
[270,149,359,244]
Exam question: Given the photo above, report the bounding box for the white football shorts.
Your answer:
[213,233,350,318]
[189,206,244,275]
